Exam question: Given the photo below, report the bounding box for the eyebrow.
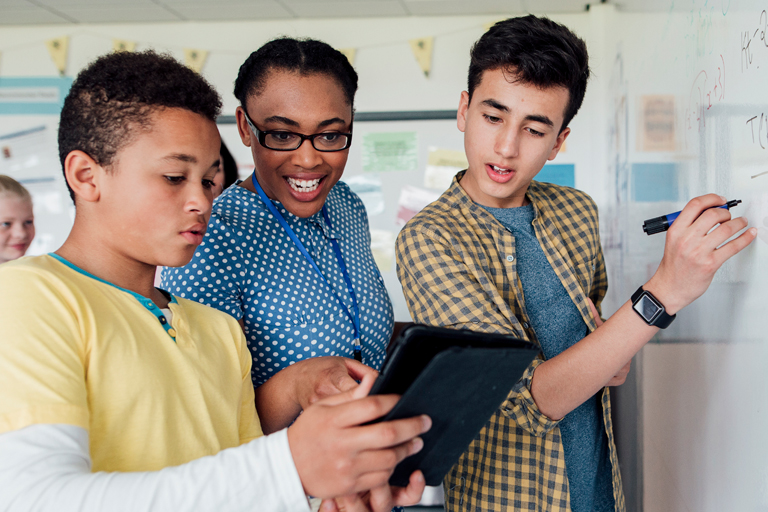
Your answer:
[163,153,197,164]
[481,99,555,127]
[262,115,348,130]
[162,154,221,169]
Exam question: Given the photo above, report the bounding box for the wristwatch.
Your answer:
[631,286,676,328]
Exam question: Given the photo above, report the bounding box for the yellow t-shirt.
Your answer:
[0,255,263,472]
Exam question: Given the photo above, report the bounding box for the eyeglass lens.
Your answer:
[264,132,349,151]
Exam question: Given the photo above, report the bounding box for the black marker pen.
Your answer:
[642,199,742,235]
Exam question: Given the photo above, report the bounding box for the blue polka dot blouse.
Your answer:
[161,180,394,387]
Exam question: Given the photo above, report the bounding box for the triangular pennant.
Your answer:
[409,37,434,78]
[113,39,136,53]
[45,36,69,76]
[338,48,357,66]
[184,48,208,74]
[483,19,504,32]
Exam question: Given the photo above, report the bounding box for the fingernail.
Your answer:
[412,437,424,454]
[719,195,727,202]
[421,415,432,431]
[751,227,758,235]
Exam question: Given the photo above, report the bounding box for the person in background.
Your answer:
[0,50,429,512]
[0,175,35,264]
[212,140,239,199]
[395,15,755,512]
[163,38,403,435]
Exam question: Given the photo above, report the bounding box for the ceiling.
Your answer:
[0,0,680,25]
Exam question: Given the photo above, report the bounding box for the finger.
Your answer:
[341,412,431,449]
[391,470,427,507]
[331,373,363,394]
[713,226,757,264]
[367,485,395,512]
[349,471,401,495]
[318,374,380,407]
[670,194,727,230]
[341,437,424,475]
[702,216,748,249]
[331,494,370,512]
[320,499,339,512]
[687,204,734,238]
[344,359,379,382]
[586,298,603,327]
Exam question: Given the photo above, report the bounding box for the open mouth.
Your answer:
[489,164,512,175]
[286,177,323,193]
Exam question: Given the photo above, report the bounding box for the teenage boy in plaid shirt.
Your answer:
[396,15,755,512]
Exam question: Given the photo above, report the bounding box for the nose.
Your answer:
[10,222,28,241]
[495,126,520,159]
[291,138,324,169]
[185,182,212,217]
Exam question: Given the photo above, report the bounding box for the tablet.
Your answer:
[369,324,540,487]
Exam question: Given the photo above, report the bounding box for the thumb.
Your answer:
[316,373,376,406]
[586,298,603,328]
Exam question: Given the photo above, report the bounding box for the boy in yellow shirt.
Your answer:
[0,50,429,512]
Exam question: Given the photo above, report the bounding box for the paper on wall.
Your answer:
[362,131,418,173]
[370,229,396,272]
[396,186,441,227]
[423,147,467,191]
[639,95,675,152]
[0,125,61,182]
[344,174,385,216]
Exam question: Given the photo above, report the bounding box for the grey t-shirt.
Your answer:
[481,202,614,512]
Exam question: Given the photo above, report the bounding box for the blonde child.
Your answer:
[0,175,35,264]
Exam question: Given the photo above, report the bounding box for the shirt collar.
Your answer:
[447,170,545,229]
[229,180,339,239]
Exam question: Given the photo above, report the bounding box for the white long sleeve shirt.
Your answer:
[0,424,310,512]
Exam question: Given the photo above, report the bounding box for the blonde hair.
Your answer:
[0,175,32,201]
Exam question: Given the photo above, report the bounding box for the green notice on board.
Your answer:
[362,131,418,173]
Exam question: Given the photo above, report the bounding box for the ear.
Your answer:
[457,91,470,133]
[64,150,103,203]
[235,106,253,147]
[548,127,570,161]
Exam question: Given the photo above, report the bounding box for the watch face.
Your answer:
[634,294,662,322]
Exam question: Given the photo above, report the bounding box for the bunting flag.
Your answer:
[113,39,136,53]
[408,37,433,78]
[184,48,208,74]
[338,48,357,66]
[45,36,69,76]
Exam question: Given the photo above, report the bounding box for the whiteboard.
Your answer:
[603,2,768,511]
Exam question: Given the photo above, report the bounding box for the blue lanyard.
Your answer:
[250,174,362,362]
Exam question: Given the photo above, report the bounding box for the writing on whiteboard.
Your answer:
[685,54,726,134]
[740,10,768,72]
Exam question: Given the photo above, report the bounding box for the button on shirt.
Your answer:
[162,181,394,387]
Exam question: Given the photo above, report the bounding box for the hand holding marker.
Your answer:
[643,199,742,235]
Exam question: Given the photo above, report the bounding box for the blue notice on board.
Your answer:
[535,163,575,188]
[632,163,679,202]
[0,77,73,115]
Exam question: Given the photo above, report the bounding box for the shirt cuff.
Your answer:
[265,428,311,512]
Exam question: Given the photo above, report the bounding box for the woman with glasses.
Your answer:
[161,38,395,435]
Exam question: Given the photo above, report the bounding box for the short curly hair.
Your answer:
[469,15,590,132]
[58,50,222,202]
[234,37,357,110]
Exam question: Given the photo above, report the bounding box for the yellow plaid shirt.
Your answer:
[395,172,625,512]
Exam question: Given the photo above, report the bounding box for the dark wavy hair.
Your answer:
[468,15,590,132]
[234,37,358,109]
[58,50,222,202]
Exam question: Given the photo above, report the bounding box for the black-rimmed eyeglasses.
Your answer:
[243,111,352,152]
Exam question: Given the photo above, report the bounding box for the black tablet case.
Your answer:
[370,326,539,487]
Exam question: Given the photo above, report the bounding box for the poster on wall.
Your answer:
[362,131,418,173]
